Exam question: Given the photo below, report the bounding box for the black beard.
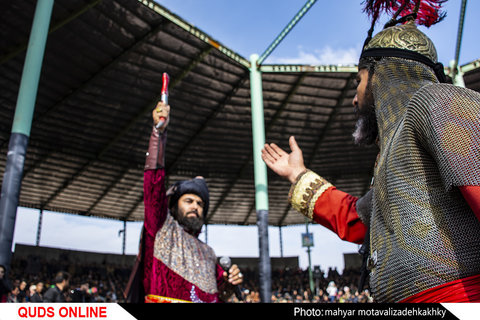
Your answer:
[352,89,378,146]
[172,207,204,235]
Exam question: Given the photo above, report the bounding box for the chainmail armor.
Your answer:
[364,56,480,302]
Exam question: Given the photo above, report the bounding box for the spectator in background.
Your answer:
[7,286,20,303]
[0,265,10,303]
[17,280,27,302]
[27,285,36,302]
[44,271,70,302]
[30,282,44,302]
[326,281,337,302]
[71,281,92,302]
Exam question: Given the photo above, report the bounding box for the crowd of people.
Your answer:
[227,266,372,303]
[0,253,371,303]
[0,254,131,303]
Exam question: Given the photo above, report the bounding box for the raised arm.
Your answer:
[143,103,170,238]
[262,136,367,244]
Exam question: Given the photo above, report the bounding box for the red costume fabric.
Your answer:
[400,274,480,303]
[311,186,367,244]
[142,168,225,303]
[304,185,480,242]
[307,182,480,302]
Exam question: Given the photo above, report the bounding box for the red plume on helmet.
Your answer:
[363,0,447,28]
[361,0,447,49]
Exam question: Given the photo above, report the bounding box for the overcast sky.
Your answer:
[12,0,480,273]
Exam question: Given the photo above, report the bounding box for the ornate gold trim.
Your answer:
[145,294,191,303]
[288,170,332,219]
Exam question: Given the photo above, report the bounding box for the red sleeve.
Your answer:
[312,187,367,244]
[143,169,168,239]
[459,185,480,222]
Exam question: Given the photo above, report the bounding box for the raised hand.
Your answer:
[152,102,170,132]
[261,136,307,183]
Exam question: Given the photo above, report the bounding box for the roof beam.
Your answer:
[276,75,355,225]
[460,58,480,73]
[0,0,101,65]
[261,64,358,73]
[40,45,213,209]
[241,201,257,225]
[85,168,132,215]
[265,73,308,133]
[3,20,169,164]
[31,21,169,131]
[123,190,144,221]
[306,75,355,167]
[277,203,292,226]
[206,73,306,223]
[166,71,249,175]
[138,0,250,68]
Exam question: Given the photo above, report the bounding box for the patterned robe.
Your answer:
[142,169,225,303]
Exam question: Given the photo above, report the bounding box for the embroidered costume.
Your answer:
[125,127,227,303]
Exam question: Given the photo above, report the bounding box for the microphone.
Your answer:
[219,256,243,301]
[155,72,169,129]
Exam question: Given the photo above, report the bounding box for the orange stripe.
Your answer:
[145,294,192,303]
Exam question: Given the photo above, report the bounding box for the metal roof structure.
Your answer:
[1,0,479,226]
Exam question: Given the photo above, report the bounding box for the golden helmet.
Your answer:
[363,21,437,63]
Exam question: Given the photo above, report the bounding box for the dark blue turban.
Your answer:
[167,178,209,219]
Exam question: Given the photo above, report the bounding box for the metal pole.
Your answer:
[36,209,43,246]
[258,0,317,65]
[249,53,271,302]
[451,0,468,87]
[204,224,208,244]
[279,226,284,258]
[122,220,126,255]
[306,219,314,294]
[0,0,54,273]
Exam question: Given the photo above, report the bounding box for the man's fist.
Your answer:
[152,102,170,131]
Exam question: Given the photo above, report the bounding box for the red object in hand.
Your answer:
[156,73,170,128]
[160,72,169,105]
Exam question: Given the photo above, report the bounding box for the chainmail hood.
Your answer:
[371,56,438,150]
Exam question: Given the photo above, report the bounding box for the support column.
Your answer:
[36,209,43,246]
[0,0,54,273]
[279,226,284,258]
[249,53,271,302]
[451,0,467,87]
[450,60,465,87]
[204,224,208,244]
[305,219,314,294]
[122,220,126,255]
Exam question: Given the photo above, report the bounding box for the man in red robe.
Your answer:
[125,103,243,303]
[261,20,480,303]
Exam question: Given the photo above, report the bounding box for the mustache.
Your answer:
[186,210,199,218]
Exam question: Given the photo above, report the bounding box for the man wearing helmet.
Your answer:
[262,10,480,302]
[125,102,243,303]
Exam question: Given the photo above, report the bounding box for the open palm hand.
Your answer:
[261,136,307,183]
